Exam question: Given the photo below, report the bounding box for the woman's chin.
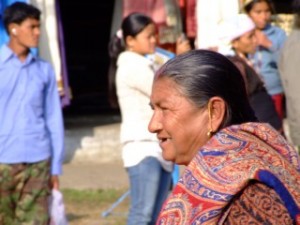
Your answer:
[162,151,176,163]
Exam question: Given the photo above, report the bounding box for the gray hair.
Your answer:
[155,50,257,129]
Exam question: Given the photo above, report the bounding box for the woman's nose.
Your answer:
[148,112,162,133]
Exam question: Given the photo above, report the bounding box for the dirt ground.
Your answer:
[65,196,129,225]
[60,161,129,225]
[60,161,128,190]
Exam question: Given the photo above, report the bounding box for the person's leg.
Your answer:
[126,164,140,225]
[149,168,172,225]
[0,163,21,225]
[14,159,51,225]
[126,157,162,225]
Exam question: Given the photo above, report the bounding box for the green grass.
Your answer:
[61,188,129,224]
[61,188,127,204]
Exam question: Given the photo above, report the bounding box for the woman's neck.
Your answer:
[236,51,247,60]
[236,51,253,67]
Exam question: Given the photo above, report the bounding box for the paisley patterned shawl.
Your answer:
[156,122,300,225]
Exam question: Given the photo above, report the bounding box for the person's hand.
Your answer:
[51,175,59,190]
[255,29,272,49]
[176,34,191,55]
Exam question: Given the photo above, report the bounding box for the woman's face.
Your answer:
[128,23,156,55]
[248,1,271,30]
[232,29,257,54]
[148,77,209,165]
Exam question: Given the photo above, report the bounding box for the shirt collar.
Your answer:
[263,24,274,35]
[0,44,37,64]
[0,44,14,63]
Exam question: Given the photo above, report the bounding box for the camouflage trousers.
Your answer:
[0,159,51,225]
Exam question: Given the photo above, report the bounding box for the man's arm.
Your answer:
[44,64,64,188]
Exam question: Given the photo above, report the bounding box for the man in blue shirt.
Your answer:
[0,2,64,224]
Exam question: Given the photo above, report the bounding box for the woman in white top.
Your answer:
[108,13,174,225]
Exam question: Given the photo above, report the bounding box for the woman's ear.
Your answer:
[125,35,135,51]
[207,97,226,133]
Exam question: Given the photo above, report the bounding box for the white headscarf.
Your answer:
[217,14,255,55]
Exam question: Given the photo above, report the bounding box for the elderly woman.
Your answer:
[148,50,300,224]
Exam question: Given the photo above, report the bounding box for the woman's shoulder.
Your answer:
[117,52,153,79]
[265,24,286,37]
[116,52,154,82]
[117,51,151,66]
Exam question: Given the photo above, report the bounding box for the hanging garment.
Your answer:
[30,0,62,92]
[55,0,71,107]
[122,0,182,45]
[123,0,166,25]
[159,0,182,44]
[185,0,196,38]
[110,0,122,38]
[196,0,239,49]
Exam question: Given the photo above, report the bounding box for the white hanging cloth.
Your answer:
[195,0,239,49]
[29,0,62,91]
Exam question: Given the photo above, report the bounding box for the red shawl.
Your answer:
[157,122,300,224]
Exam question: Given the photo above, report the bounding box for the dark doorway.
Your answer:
[59,1,116,115]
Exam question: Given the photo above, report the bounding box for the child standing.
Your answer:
[108,13,190,225]
[244,0,286,120]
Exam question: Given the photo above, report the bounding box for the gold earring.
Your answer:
[207,129,213,137]
[207,101,214,138]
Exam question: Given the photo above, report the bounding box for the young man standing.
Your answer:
[0,2,64,224]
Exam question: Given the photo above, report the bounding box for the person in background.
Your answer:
[218,14,282,132]
[108,12,190,225]
[279,0,300,152]
[148,49,300,224]
[0,2,64,224]
[244,0,286,120]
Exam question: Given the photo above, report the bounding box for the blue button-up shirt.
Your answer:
[0,44,64,175]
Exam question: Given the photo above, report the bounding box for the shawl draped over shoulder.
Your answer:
[157,122,300,225]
